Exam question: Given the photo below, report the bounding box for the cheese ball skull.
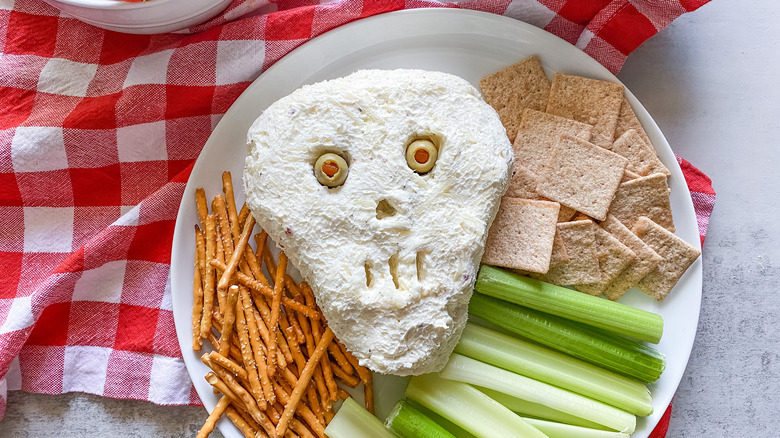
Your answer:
[244,69,513,375]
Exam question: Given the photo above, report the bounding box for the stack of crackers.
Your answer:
[480,56,701,302]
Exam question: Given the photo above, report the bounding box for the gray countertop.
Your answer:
[4,1,780,436]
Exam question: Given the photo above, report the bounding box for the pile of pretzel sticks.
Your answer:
[192,171,374,438]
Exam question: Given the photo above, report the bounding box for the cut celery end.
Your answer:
[324,397,397,438]
[520,417,631,438]
[406,373,548,438]
[476,265,664,344]
[478,388,609,430]
[385,400,456,438]
[455,323,653,416]
[469,293,666,383]
[439,354,636,434]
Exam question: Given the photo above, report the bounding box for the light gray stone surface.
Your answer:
[3,1,780,436]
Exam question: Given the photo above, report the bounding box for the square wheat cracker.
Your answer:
[479,56,551,143]
[622,169,641,183]
[611,129,671,178]
[546,73,624,148]
[505,163,542,199]
[513,108,593,175]
[632,217,701,301]
[532,220,602,286]
[483,198,560,274]
[504,164,577,223]
[609,172,675,231]
[573,225,636,296]
[599,214,664,301]
[614,97,651,145]
[536,135,627,221]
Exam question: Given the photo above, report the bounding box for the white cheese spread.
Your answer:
[244,69,512,375]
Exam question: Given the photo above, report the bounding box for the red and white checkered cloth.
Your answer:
[0,0,714,435]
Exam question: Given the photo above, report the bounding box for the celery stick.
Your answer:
[520,418,631,438]
[478,388,608,430]
[405,399,478,438]
[439,354,636,433]
[324,397,397,438]
[469,293,666,383]
[476,265,664,343]
[385,400,456,438]
[455,323,653,415]
[406,373,548,438]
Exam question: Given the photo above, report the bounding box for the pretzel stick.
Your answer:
[219,214,256,292]
[342,346,372,385]
[287,285,336,405]
[277,327,334,438]
[219,285,240,357]
[237,203,250,231]
[337,388,350,400]
[268,252,287,376]
[290,418,317,438]
[235,293,267,410]
[195,188,209,227]
[289,287,331,413]
[200,214,217,339]
[208,351,247,380]
[197,395,230,438]
[192,228,205,351]
[211,320,244,365]
[326,343,354,376]
[202,354,275,437]
[231,405,265,438]
[196,226,207,292]
[222,171,241,241]
[274,378,327,438]
[330,365,359,387]
[243,234,270,287]
[211,260,319,319]
[262,244,278,284]
[276,329,294,366]
[252,307,287,369]
[297,283,338,402]
[240,286,276,405]
[225,406,261,438]
[364,375,375,414]
[213,195,235,258]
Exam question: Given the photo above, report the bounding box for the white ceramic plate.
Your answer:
[42,0,231,34]
[171,9,702,437]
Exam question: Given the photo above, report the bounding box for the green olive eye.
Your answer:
[315,153,348,187]
[406,139,438,173]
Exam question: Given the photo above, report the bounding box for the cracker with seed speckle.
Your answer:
[483,198,560,274]
[611,129,670,178]
[609,173,675,231]
[536,135,627,221]
[546,73,624,148]
[479,56,551,143]
[532,220,602,285]
[600,214,664,301]
[574,226,636,296]
[633,217,701,301]
[513,109,593,174]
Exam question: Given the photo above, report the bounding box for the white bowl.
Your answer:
[42,0,232,34]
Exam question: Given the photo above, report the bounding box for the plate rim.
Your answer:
[171,8,702,437]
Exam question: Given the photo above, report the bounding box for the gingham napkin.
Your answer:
[0,0,714,435]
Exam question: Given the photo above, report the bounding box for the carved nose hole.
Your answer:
[364,261,374,288]
[389,253,400,289]
[376,199,397,219]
